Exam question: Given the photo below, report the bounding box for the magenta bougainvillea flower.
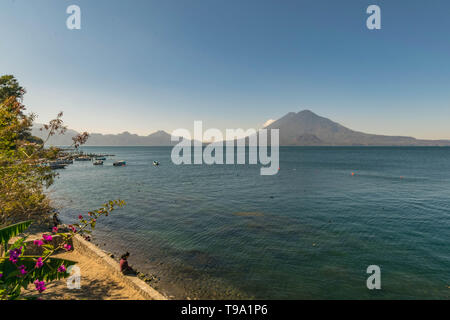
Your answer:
[9,247,22,264]
[52,227,58,233]
[34,280,46,293]
[34,239,44,246]
[42,234,53,242]
[0,272,3,278]
[18,265,27,275]
[57,265,66,273]
[35,257,44,269]
[78,215,83,220]
[63,244,72,251]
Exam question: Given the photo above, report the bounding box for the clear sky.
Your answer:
[1,0,450,139]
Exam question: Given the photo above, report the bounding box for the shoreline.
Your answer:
[71,234,167,300]
[86,228,250,300]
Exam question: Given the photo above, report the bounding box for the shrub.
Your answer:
[0,200,125,300]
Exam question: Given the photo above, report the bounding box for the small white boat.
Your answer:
[93,160,104,165]
[153,161,160,166]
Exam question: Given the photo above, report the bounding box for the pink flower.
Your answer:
[34,239,44,247]
[78,215,83,220]
[57,265,66,273]
[0,272,3,278]
[68,225,77,233]
[52,227,58,233]
[42,234,53,242]
[35,257,44,269]
[34,280,46,293]
[18,265,27,275]
[9,247,22,264]
[63,244,72,251]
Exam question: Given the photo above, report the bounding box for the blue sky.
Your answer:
[1,0,450,139]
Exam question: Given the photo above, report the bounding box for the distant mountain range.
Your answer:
[33,110,450,146]
[31,127,177,146]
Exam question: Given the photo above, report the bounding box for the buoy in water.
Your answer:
[351,172,355,176]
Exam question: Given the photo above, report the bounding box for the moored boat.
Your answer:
[93,160,104,165]
[55,159,73,165]
[74,156,91,161]
[113,160,126,167]
[48,162,67,170]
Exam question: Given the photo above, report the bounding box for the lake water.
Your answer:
[49,146,450,299]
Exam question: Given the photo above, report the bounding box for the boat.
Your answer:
[93,160,104,165]
[55,159,73,165]
[74,156,91,161]
[153,161,160,166]
[113,160,126,167]
[48,162,67,170]
[95,157,106,161]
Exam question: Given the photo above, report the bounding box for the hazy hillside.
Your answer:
[31,126,80,146]
[32,125,178,146]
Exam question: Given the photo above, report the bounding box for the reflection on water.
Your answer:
[50,147,450,299]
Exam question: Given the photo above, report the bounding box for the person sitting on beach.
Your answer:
[52,212,61,228]
[119,252,136,275]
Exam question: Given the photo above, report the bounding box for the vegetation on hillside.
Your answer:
[0,75,84,225]
[0,74,125,299]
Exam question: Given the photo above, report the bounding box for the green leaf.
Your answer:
[0,221,32,251]
[0,256,77,286]
[8,237,28,251]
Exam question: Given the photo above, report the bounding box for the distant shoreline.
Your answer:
[32,110,450,147]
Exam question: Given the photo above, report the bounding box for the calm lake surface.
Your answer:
[49,146,450,299]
